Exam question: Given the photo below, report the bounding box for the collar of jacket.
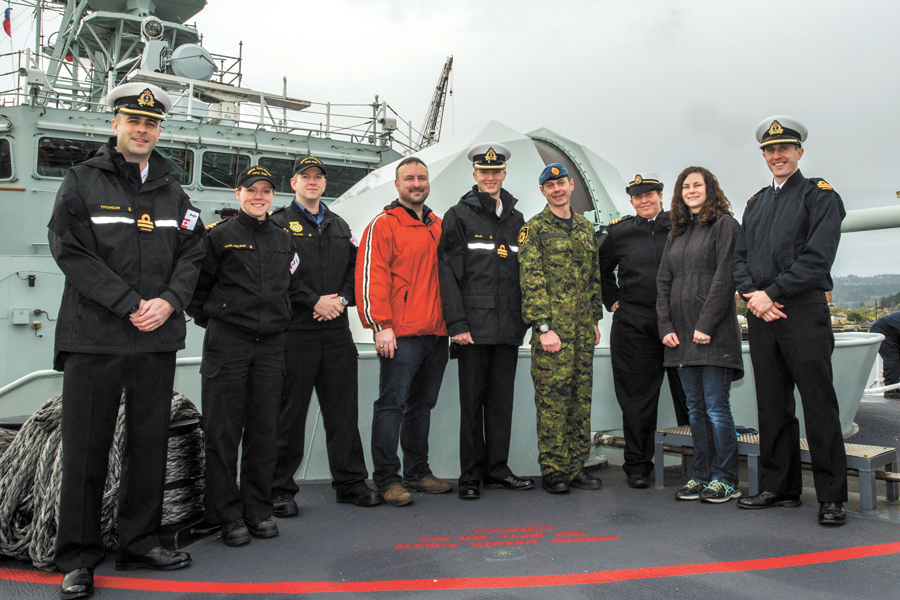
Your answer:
[291,198,331,226]
[385,199,437,226]
[634,210,671,231]
[538,203,576,228]
[463,186,518,217]
[776,169,804,193]
[236,209,271,230]
[83,136,174,185]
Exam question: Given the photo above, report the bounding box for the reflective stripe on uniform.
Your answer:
[510,245,519,252]
[467,243,495,250]
[155,220,179,227]
[91,216,135,225]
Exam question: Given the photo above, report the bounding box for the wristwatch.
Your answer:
[339,296,349,307]
[537,323,550,334]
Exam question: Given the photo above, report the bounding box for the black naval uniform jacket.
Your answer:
[598,211,672,321]
[733,169,845,306]
[188,210,300,337]
[48,138,205,368]
[269,201,356,330]
[438,187,528,346]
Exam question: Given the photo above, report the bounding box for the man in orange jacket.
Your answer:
[356,157,452,507]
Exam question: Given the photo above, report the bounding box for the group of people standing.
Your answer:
[46,79,850,600]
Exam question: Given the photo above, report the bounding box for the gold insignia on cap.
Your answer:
[300,156,322,165]
[485,148,498,162]
[248,167,272,176]
[289,221,302,232]
[518,225,529,244]
[551,167,560,176]
[137,214,154,232]
[634,174,643,185]
[768,120,784,136]
[137,89,156,107]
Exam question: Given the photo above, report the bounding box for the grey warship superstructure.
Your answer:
[0,0,407,400]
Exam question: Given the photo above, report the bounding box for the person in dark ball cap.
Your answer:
[734,115,848,526]
[598,172,689,490]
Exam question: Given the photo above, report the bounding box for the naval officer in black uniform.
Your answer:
[438,142,532,500]
[188,166,302,546]
[599,173,689,489]
[269,156,382,515]
[734,116,848,526]
[49,82,202,599]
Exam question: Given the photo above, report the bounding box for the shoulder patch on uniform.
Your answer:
[206,220,221,230]
[518,225,530,244]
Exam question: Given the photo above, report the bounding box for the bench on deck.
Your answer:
[653,425,899,513]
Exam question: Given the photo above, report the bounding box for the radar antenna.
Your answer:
[415,56,453,150]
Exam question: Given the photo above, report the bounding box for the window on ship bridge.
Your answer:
[201,151,251,188]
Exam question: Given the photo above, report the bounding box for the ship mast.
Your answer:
[415,56,452,150]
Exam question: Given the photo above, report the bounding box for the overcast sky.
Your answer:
[11,1,899,276]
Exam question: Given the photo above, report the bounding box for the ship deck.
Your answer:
[2,396,898,599]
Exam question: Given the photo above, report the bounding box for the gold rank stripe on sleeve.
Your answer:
[817,181,834,190]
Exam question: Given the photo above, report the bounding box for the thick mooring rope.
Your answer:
[0,392,204,570]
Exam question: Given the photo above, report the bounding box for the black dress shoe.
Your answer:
[541,472,569,494]
[570,470,602,490]
[221,519,251,547]
[819,502,847,526]
[337,484,384,507]
[115,546,192,571]
[627,474,649,489]
[60,567,93,600]
[483,475,535,491]
[458,482,481,500]
[273,495,300,518]
[737,491,802,510]
[245,517,279,539]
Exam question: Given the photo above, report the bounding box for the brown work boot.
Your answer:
[405,474,453,494]
[382,483,414,507]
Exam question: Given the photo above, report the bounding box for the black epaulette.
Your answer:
[608,215,633,226]
[748,186,769,203]
[206,220,222,230]
[270,205,288,215]
[809,177,834,191]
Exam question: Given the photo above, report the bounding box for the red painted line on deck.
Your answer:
[3,542,899,594]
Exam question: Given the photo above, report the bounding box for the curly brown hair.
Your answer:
[669,166,733,236]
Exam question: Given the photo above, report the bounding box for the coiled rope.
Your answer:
[0,392,205,570]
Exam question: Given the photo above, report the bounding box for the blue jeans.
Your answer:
[679,366,739,486]
[371,335,449,489]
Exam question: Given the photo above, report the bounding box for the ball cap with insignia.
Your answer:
[756,115,808,149]
[539,162,569,185]
[293,155,327,176]
[626,172,664,196]
[467,142,510,170]
[235,165,276,189]
[106,82,172,120]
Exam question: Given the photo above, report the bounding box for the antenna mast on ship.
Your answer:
[415,56,452,150]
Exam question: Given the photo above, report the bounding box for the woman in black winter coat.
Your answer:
[657,166,743,504]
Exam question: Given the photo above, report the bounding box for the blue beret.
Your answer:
[539,163,568,185]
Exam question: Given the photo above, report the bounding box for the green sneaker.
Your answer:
[700,480,742,504]
[675,479,705,501]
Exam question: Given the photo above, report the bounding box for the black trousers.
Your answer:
[55,351,175,572]
[201,321,284,523]
[870,321,900,385]
[610,309,689,477]
[747,303,848,502]
[273,327,368,497]
[457,344,519,484]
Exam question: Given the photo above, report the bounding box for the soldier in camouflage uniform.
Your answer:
[518,163,604,494]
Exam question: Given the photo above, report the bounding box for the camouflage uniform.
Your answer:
[518,204,603,478]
